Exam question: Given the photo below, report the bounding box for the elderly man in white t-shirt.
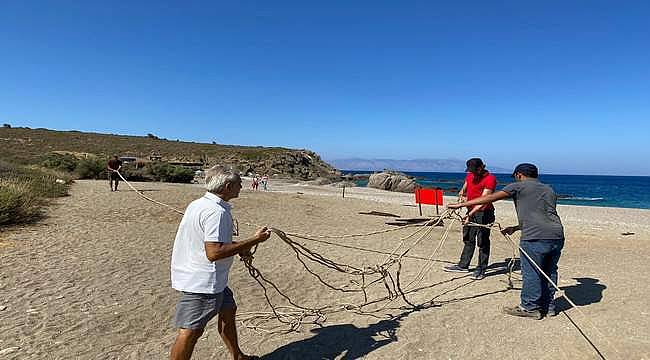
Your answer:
[170,166,271,360]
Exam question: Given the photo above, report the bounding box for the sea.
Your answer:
[342,171,650,210]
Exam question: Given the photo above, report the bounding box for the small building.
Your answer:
[149,151,162,161]
[119,156,137,164]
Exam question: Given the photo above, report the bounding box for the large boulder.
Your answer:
[368,171,417,193]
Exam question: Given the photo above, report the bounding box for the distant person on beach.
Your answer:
[443,158,496,280]
[261,174,268,191]
[107,155,122,192]
[251,176,259,191]
[448,163,565,319]
[170,166,271,360]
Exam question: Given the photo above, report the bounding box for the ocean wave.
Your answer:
[560,196,604,201]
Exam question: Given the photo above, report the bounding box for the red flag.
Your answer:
[415,188,443,205]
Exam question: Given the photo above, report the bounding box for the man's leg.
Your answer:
[519,240,545,311]
[114,177,119,191]
[218,306,249,360]
[502,240,545,319]
[171,291,222,360]
[458,223,477,269]
[170,328,204,360]
[541,239,564,315]
[476,210,493,272]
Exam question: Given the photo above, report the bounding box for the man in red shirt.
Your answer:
[107,155,123,192]
[443,158,497,280]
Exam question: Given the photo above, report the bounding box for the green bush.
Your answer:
[0,180,43,225]
[120,164,154,182]
[40,152,79,173]
[75,158,107,179]
[0,161,71,227]
[0,161,71,199]
[23,173,70,198]
[147,163,194,183]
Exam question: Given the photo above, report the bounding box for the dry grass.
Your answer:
[0,160,71,226]
[0,127,293,166]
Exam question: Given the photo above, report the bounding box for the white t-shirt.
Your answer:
[171,192,234,294]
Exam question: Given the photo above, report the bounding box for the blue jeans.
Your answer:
[519,239,564,312]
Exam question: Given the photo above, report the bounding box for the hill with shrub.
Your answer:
[0,126,340,227]
[0,126,340,180]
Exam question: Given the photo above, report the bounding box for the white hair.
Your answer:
[204,166,240,194]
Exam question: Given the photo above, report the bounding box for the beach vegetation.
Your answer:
[0,160,72,226]
[40,152,79,173]
[0,180,43,225]
[75,157,107,179]
[146,163,195,183]
[40,152,107,180]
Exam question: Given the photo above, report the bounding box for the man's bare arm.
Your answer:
[204,227,271,262]
[449,190,510,209]
[468,188,494,216]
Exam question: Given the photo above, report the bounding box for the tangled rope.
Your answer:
[237,213,452,332]
[113,171,619,359]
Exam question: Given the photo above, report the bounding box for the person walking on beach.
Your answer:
[448,163,565,319]
[261,174,269,191]
[443,158,497,280]
[170,166,272,360]
[107,155,122,192]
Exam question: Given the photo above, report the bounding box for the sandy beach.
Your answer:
[1,178,649,359]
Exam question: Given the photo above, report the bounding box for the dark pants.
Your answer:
[458,209,494,271]
[520,239,564,312]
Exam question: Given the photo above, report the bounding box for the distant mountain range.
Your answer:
[327,158,510,173]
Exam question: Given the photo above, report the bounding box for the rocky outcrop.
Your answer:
[367,171,417,193]
[229,150,340,181]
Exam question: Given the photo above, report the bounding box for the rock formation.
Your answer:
[367,170,417,193]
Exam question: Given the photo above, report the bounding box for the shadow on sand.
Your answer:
[260,312,409,360]
[259,271,518,359]
[556,277,606,311]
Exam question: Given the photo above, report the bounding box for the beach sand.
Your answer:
[1,179,649,359]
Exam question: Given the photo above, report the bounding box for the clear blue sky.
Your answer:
[1,1,649,175]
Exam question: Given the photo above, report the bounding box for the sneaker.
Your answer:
[502,305,542,320]
[443,265,470,273]
[471,269,485,280]
[545,308,558,317]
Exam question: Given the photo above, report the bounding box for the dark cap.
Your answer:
[465,158,484,173]
[512,163,539,178]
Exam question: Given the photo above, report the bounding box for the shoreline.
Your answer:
[243,177,650,231]
[337,171,650,211]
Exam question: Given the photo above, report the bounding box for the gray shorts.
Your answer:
[173,287,236,330]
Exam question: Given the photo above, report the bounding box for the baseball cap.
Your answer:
[512,163,539,178]
[465,158,484,172]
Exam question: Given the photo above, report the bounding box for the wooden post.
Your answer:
[435,187,441,215]
[419,202,422,216]
[342,185,346,198]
